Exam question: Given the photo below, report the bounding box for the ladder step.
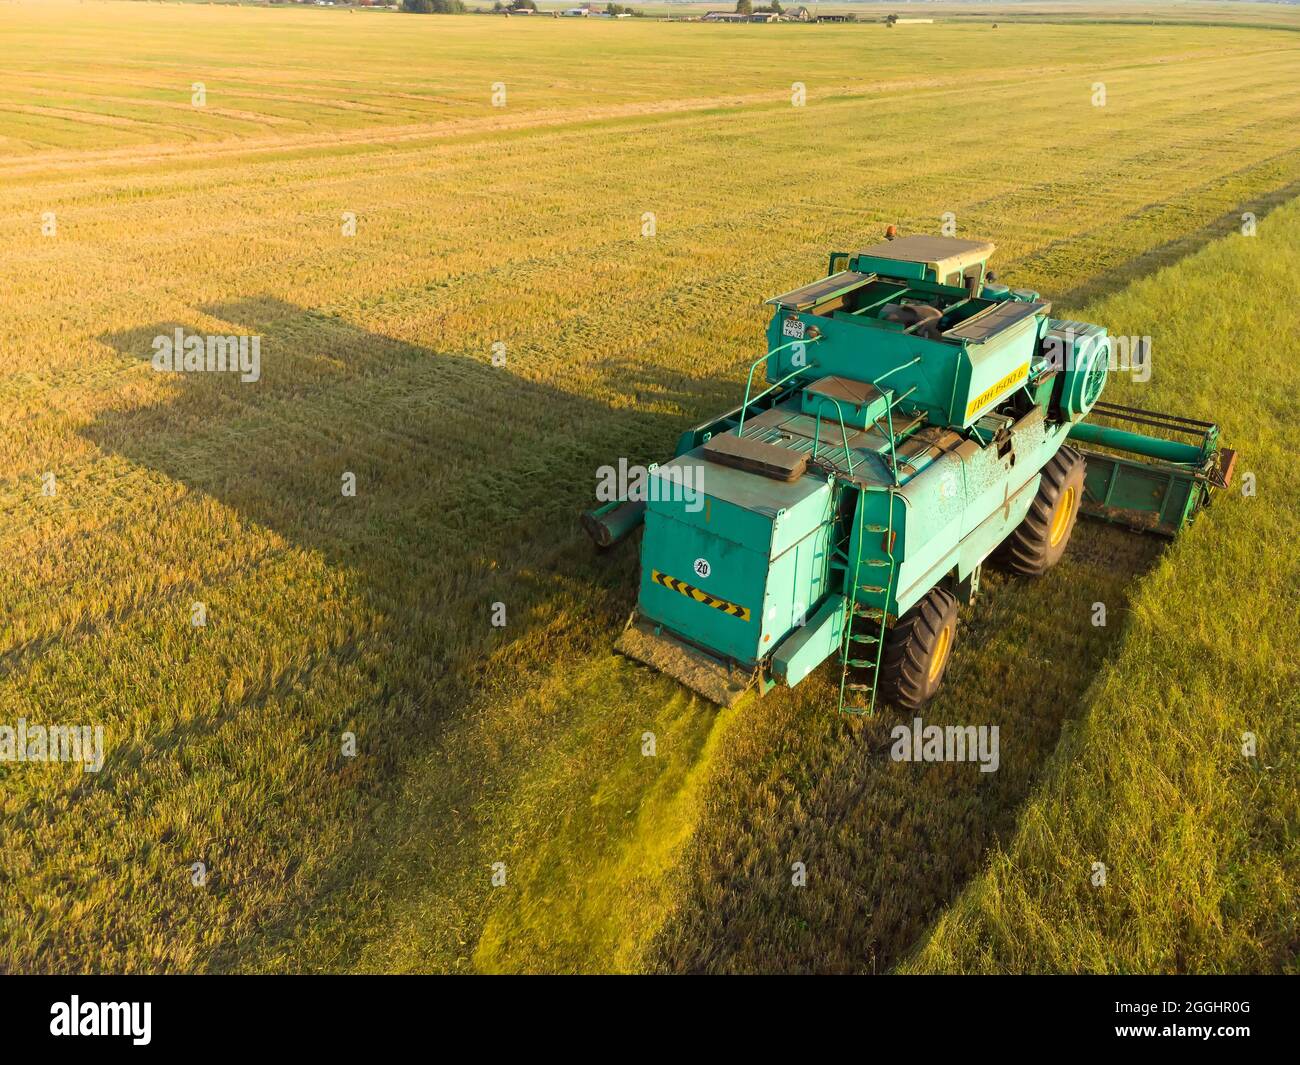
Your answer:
[839,489,892,719]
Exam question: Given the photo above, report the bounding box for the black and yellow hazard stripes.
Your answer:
[651,570,751,621]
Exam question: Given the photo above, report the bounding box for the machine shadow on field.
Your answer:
[85,297,742,970]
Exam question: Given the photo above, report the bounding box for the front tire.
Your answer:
[993,446,1085,577]
[878,587,958,711]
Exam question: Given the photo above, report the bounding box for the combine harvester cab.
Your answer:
[584,234,1234,712]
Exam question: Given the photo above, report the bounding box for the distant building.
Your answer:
[561,6,589,13]
[816,13,853,22]
[703,10,782,21]
[784,6,812,21]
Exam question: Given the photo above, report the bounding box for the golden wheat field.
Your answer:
[0,0,1297,975]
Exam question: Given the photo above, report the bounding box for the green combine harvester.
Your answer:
[583,234,1235,712]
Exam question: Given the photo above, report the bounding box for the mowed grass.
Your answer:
[900,199,1300,975]
[0,2,1297,972]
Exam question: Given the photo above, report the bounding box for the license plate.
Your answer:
[782,317,805,339]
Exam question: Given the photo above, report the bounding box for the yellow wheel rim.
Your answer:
[1049,485,1076,547]
[928,624,952,683]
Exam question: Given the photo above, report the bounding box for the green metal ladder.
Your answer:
[837,485,898,715]
[805,359,918,715]
[833,365,917,715]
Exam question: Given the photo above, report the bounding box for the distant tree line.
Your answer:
[402,0,466,12]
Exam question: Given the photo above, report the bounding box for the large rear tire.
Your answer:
[993,446,1085,577]
[877,586,958,711]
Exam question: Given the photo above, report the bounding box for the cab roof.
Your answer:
[856,235,995,277]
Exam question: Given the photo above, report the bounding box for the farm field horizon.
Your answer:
[0,0,1296,975]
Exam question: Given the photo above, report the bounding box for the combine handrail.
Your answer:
[870,358,921,486]
[736,335,822,437]
[809,396,857,476]
[872,355,921,389]
[879,386,919,485]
